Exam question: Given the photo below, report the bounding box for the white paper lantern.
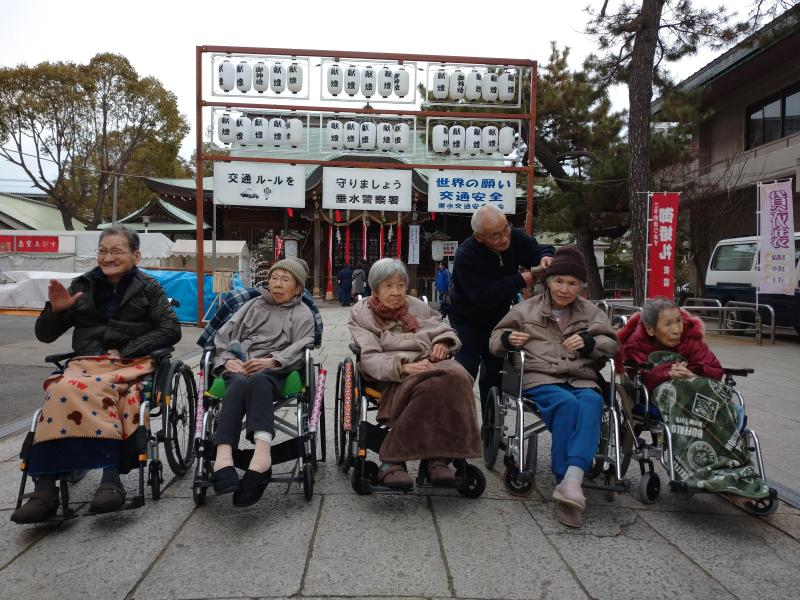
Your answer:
[377,66,393,97]
[431,124,449,153]
[432,69,449,100]
[377,122,394,151]
[481,125,499,153]
[271,62,286,93]
[465,70,482,100]
[448,125,466,155]
[268,117,286,146]
[344,65,360,97]
[449,69,465,99]
[360,122,377,148]
[361,66,376,98]
[499,126,515,154]
[327,120,343,149]
[253,61,269,93]
[217,113,234,143]
[482,72,499,102]
[393,123,410,152]
[465,125,482,155]
[498,71,516,102]
[344,121,359,149]
[234,116,252,146]
[236,61,252,93]
[287,118,304,147]
[287,62,303,93]
[327,64,343,96]
[252,117,268,146]
[218,60,234,92]
[393,67,409,97]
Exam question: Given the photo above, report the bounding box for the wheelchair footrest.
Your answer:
[232,436,306,469]
[581,478,631,494]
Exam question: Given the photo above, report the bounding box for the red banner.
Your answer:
[1,235,60,253]
[344,225,350,265]
[274,235,284,260]
[379,224,385,259]
[396,222,402,259]
[362,219,367,260]
[647,192,680,299]
[326,223,333,295]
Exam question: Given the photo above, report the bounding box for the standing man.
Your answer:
[449,205,555,417]
[434,261,451,303]
[337,263,353,307]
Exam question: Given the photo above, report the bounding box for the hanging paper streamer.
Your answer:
[379,224,385,258]
[345,225,351,264]
[396,217,402,259]
[326,222,333,295]
[362,217,368,260]
[309,368,326,432]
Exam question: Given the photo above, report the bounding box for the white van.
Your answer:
[704,233,800,334]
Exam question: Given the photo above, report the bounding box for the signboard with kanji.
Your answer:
[758,179,796,295]
[321,167,412,211]
[213,162,306,207]
[646,192,680,299]
[428,171,516,213]
[0,235,61,254]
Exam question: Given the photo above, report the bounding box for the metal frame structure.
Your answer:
[195,45,538,325]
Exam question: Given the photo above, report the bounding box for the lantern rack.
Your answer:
[318,59,418,104]
[424,116,524,159]
[213,107,312,153]
[423,63,523,109]
[195,45,538,324]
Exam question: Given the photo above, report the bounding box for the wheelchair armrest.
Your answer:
[45,351,77,365]
[150,347,175,360]
[724,367,754,377]
[349,343,361,358]
[624,359,653,371]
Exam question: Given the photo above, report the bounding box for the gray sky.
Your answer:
[0,0,756,193]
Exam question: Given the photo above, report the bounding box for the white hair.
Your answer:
[368,258,409,291]
[470,205,506,234]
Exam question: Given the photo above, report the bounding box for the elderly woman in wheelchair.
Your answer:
[347,258,482,490]
[616,297,774,511]
[209,258,316,507]
[490,246,618,527]
[12,226,182,524]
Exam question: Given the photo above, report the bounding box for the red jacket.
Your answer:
[615,310,724,391]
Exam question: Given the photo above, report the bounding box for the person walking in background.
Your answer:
[434,262,451,303]
[337,263,353,307]
[449,205,554,417]
[351,261,367,302]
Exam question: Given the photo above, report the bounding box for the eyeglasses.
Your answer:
[484,223,512,242]
[269,274,295,284]
[97,248,131,257]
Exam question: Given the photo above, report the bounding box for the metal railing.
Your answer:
[728,301,776,345]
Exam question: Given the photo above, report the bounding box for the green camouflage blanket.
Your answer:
[649,351,769,499]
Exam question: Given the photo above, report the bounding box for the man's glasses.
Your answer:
[485,223,511,242]
[97,248,131,257]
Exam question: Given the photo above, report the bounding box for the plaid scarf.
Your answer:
[368,296,419,332]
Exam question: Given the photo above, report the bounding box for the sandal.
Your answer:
[232,469,271,507]
[377,463,414,489]
[427,459,456,485]
[90,482,126,513]
[211,466,240,495]
[11,489,60,524]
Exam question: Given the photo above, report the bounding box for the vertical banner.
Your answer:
[344,225,351,265]
[408,224,420,265]
[326,223,333,297]
[362,217,368,260]
[646,192,680,299]
[379,224,385,258]
[758,179,796,295]
[274,235,284,260]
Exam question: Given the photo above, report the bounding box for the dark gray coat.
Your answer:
[35,267,181,358]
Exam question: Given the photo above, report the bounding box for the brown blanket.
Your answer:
[377,360,482,462]
[34,356,154,444]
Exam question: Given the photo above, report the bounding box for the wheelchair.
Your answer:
[192,333,325,506]
[618,358,779,515]
[15,346,198,520]
[334,343,486,498]
[482,350,631,499]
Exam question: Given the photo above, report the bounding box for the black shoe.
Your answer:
[11,489,60,523]
[211,466,240,495]
[232,469,271,507]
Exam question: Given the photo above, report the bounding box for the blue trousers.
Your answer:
[523,384,603,481]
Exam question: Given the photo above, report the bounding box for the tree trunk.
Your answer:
[627,0,665,306]
[576,227,605,299]
[56,197,75,231]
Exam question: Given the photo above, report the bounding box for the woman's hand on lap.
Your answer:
[402,360,433,375]
[243,357,278,374]
[669,362,694,379]
[224,358,246,374]
[562,334,585,352]
[508,331,531,347]
[429,343,449,363]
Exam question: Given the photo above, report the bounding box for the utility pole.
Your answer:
[112,175,118,224]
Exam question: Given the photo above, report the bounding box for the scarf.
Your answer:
[367,296,419,332]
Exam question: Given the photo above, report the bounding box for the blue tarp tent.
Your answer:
[140,269,220,323]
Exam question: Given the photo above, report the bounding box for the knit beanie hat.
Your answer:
[544,245,588,282]
[269,257,309,288]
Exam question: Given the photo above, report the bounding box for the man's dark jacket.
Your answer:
[450,228,554,329]
[35,267,181,358]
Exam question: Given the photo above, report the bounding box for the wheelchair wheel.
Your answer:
[482,387,502,470]
[302,462,314,501]
[740,488,779,516]
[639,471,661,503]
[193,483,207,507]
[350,458,376,495]
[163,363,197,476]
[458,464,487,499]
[149,459,163,501]
[503,468,534,497]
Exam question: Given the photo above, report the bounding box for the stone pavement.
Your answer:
[1,303,799,599]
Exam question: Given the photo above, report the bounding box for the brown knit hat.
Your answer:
[544,245,588,282]
[268,257,309,288]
